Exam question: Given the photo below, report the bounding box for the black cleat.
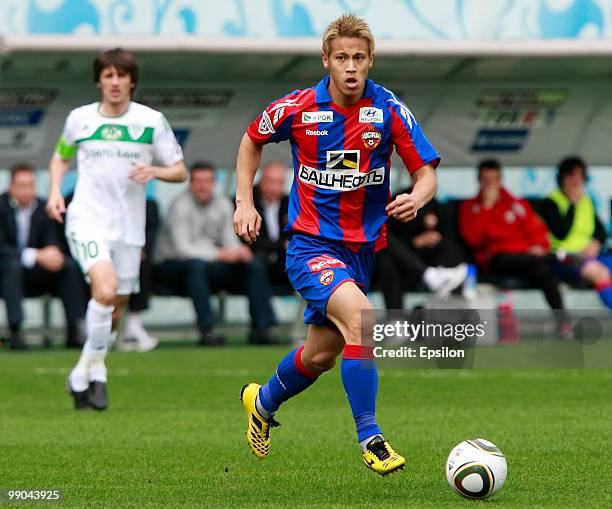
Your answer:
[66,377,92,410]
[88,381,108,410]
[247,330,284,345]
[199,330,226,346]
[72,390,92,410]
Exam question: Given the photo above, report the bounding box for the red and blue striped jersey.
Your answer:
[247,76,440,251]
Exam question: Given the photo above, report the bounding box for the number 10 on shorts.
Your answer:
[68,233,100,266]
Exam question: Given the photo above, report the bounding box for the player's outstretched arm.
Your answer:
[234,133,263,245]
[386,164,437,222]
[46,155,69,224]
[129,160,187,184]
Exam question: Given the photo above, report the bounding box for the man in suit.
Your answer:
[0,163,87,349]
[251,161,291,291]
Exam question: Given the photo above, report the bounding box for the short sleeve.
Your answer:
[153,114,184,166]
[246,90,301,145]
[54,111,78,160]
[388,96,440,174]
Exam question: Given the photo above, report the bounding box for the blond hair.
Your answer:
[322,13,375,56]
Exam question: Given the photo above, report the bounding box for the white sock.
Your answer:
[71,299,113,388]
[423,267,444,291]
[255,394,273,419]
[125,312,143,337]
[125,312,155,342]
[360,434,384,453]
[89,359,107,383]
[68,367,89,393]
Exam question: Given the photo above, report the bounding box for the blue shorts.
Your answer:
[285,234,375,328]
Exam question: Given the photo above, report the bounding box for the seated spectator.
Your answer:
[0,163,87,350]
[251,161,291,292]
[459,159,571,336]
[154,161,278,345]
[376,190,468,309]
[540,156,612,310]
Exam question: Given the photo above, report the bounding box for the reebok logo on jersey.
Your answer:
[305,129,328,136]
[299,164,385,191]
[359,107,383,123]
[307,255,346,273]
[326,150,360,170]
[302,111,333,123]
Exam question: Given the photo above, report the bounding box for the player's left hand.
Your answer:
[386,193,422,222]
[129,163,158,183]
[234,203,262,245]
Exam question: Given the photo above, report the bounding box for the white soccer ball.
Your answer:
[446,438,507,499]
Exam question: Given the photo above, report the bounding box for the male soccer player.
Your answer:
[234,14,439,475]
[46,48,187,410]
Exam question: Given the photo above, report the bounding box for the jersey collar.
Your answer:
[315,76,374,104]
[96,101,132,118]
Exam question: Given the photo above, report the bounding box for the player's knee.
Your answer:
[93,283,117,306]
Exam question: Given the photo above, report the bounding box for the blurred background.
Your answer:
[1,0,611,343]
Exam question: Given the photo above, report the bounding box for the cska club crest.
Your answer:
[319,269,334,286]
[361,124,382,150]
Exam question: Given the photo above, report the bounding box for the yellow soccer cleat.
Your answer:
[362,436,406,476]
[240,383,280,458]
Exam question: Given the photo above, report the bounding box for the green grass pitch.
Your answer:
[0,345,610,508]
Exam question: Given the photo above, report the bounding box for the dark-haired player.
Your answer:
[46,48,187,410]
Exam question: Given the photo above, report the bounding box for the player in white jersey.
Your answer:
[46,48,187,410]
